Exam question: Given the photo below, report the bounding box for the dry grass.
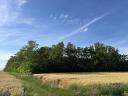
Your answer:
[34,72,128,87]
[0,71,24,96]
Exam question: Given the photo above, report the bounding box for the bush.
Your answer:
[17,62,32,74]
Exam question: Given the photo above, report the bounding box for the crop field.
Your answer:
[0,72,24,96]
[34,72,128,88]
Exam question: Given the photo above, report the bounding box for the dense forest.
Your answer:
[4,41,128,73]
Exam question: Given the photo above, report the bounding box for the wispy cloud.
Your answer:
[105,36,128,54]
[0,0,34,26]
[118,47,128,54]
[0,31,26,43]
[0,52,13,61]
[0,0,36,70]
[55,13,109,42]
[113,40,128,47]
[50,13,85,25]
[0,0,39,47]
[0,51,14,70]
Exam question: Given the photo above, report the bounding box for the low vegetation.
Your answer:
[69,83,128,96]
[11,72,128,96]
[1,72,128,96]
[12,73,77,96]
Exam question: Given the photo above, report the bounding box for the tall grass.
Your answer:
[11,73,128,96]
[69,83,128,96]
[0,72,24,96]
[0,90,11,96]
[12,73,75,96]
[34,72,128,87]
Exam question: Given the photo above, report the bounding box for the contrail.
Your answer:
[55,13,109,42]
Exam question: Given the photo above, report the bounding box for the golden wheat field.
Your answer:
[34,72,128,87]
[0,72,24,96]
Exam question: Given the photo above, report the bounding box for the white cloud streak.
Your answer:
[55,13,109,42]
[50,13,85,25]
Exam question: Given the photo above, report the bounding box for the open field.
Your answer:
[0,72,24,96]
[1,72,128,96]
[34,72,128,87]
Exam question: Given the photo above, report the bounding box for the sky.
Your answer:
[0,0,128,70]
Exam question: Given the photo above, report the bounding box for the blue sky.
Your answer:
[0,0,128,70]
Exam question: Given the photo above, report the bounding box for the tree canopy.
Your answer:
[4,41,128,73]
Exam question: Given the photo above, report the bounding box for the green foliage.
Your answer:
[4,41,128,73]
[4,40,38,73]
[65,42,76,57]
[17,62,31,74]
[69,83,128,96]
[50,42,64,60]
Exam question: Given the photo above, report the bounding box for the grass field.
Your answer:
[15,72,128,96]
[34,72,128,87]
[0,72,24,96]
[12,73,77,96]
[2,72,128,96]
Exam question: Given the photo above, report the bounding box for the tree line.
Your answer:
[4,41,128,73]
